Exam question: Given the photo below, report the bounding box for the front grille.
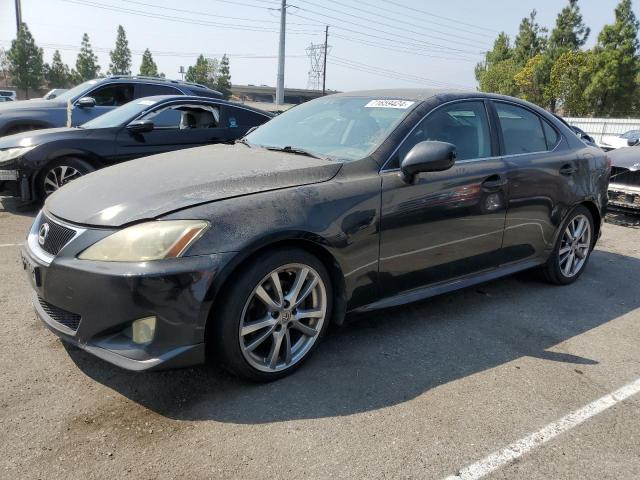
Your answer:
[37,296,81,331]
[38,215,76,256]
[610,167,640,187]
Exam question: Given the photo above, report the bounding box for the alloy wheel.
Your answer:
[239,263,327,373]
[43,165,83,195]
[558,214,591,278]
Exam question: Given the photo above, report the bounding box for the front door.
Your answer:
[71,83,135,126]
[379,100,508,296]
[115,102,230,162]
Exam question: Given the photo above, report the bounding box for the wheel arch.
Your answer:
[203,234,348,344]
[579,200,602,243]
[31,151,104,200]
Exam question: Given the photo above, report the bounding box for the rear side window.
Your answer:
[226,107,270,129]
[542,120,560,149]
[135,84,182,97]
[495,103,547,155]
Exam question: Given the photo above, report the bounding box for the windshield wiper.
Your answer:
[236,137,252,148]
[265,145,324,159]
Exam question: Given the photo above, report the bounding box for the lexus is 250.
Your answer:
[22,89,609,381]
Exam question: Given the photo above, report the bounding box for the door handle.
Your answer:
[559,164,577,176]
[481,175,508,192]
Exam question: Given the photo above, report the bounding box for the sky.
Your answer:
[0,0,635,92]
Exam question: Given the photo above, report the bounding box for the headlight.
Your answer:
[0,146,36,165]
[79,220,209,262]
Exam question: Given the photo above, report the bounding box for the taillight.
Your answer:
[606,155,612,171]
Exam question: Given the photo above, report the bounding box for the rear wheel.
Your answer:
[542,205,594,285]
[38,158,94,199]
[213,248,332,381]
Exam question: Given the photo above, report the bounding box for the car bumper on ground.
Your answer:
[21,216,233,371]
[608,184,640,211]
[0,169,32,201]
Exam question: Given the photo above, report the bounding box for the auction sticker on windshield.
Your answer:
[365,99,415,109]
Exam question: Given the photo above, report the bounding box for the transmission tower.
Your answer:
[306,42,329,91]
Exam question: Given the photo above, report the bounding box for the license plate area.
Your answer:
[22,253,42,287]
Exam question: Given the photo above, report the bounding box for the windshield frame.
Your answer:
[244,95,420,163]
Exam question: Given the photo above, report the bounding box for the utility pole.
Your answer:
[322,26,329,96]
[15,0,22,35]
[275,0,286,105]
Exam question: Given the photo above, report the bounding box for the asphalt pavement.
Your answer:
[1,197,639,479]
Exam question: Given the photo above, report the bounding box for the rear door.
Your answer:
[223,105,271,139]
[378,100,508,296]
[492,101,576,264]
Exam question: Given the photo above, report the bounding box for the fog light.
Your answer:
[131,316,156,344]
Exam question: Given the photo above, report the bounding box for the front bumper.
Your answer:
[608,184,640,211]
[0,169,32,201]
[21,217,234,371]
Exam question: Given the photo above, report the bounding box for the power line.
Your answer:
[330,56,472,89]
[330,33,478,63]
[61,0,322,34]
[294,0,492,49]
[289,11,482,58]
[288,6,484,55]
[381,0,497,34]
[333,0,495,39]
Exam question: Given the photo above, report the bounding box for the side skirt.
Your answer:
[351,259,543,313]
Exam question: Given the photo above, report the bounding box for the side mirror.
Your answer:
[76,97,96,108]
[126,119,155,134]
[628,138,639,147]
[400,141,456,183]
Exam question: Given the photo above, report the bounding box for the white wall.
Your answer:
[564,117,640,144]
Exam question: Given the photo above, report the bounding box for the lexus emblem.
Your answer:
[38,223,50,246]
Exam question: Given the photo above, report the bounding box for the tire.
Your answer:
[38,157,95,200]
[212,247,333,382]
[541,205,595,285]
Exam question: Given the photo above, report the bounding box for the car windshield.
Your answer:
[54,80,100,102]
[244,96,416,161]
[82,98,159,129]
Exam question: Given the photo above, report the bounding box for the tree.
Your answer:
[216,54,231,98]
[109,25,132,75]
[513,11,547,66]
[45,50,72,88]
[6,23,45,98]
[548,50,594,115]
[0,48,9,86]
[75,33,101,81]
[139,48,159,77]
[514,54,554,107]
[548,0,590,53]
[185,54,218,88]
[584,0,640,116]
[475,33,518,95]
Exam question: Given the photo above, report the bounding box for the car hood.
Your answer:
[0,98,65,113]
[609,146,640,171]
[46,144,342,227]
[0,127,89,148]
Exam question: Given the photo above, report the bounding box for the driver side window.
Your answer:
[387,101,492,169]
[142,105,220,130]
[87,83,134,107]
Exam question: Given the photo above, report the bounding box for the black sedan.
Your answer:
[21,89,609,381]
[0,96,272,201]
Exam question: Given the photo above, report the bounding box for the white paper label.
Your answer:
[365,99,415,109]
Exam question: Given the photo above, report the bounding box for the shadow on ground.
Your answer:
[65,249,638,424]
[0,196,38,217]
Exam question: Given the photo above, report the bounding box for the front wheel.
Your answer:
[542,205,594,285]
[38,158,94,199]
[213,248,332,381]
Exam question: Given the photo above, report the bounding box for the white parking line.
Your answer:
[443,377,640,480]
[0,243,21,248]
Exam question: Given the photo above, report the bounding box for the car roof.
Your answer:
[136,95,274,116]
[97,75,222,94]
